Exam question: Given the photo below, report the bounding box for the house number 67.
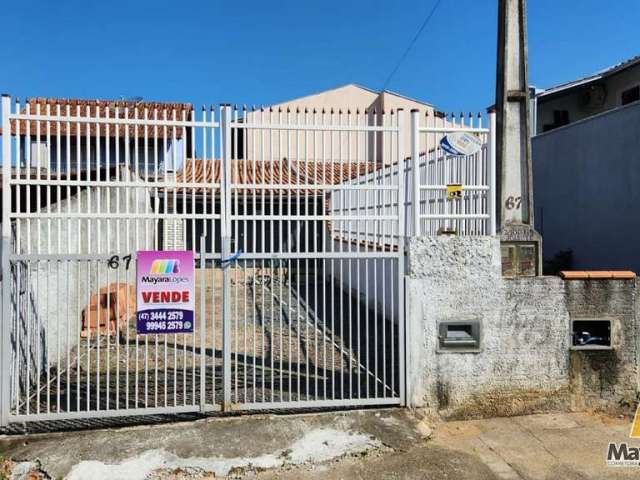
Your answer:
[108,254,133,270]
[505,196,522,210]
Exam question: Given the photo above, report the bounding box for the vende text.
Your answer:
[142,291,190,303]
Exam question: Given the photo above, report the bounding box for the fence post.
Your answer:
[410,110,420,237]
[488,109,497,235]
[1,94,11,426]
[199,236,207,412]
[220,104,232,410]
[395,109,407,406]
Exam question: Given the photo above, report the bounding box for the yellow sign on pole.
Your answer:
[447,183,463,200]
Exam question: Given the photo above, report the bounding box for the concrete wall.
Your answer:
[566,279,640,410]
[533,101,640,273]
[536,62,640,133]
[326,239,399,322]
[407,236,639,418]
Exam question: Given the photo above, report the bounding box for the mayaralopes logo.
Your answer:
[150,259,180,275]
[606,407,640,467]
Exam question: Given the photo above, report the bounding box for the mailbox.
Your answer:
[438,320,481,353]
[571,319,612,350]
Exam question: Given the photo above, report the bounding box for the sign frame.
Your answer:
[136,250,195,335]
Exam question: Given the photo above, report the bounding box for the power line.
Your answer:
[381,0,443,91]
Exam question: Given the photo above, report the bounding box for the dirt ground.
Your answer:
[1,409,639,479]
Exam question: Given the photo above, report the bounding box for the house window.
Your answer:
[542,110,570,132]
[621,86,640,106]
[553,110,569,127]
[29,140,49,167]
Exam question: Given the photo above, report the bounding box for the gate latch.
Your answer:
[220,250,242,268]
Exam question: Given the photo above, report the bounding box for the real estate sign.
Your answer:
[440,132,482,157]
[136,250,195,334]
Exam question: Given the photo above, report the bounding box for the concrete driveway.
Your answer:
[0,409,637,479]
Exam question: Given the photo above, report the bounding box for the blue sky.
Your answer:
[1,0,638,114]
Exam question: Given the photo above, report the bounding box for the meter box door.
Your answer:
[501,242,538,277]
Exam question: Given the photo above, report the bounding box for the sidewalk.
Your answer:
[0,409,637,479]
[430,412,638,480]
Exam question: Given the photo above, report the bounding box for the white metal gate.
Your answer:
[0,97,408,425]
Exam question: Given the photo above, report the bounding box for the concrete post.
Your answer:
[495,0,542,275]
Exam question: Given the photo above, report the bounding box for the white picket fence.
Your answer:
[329,110,496,248]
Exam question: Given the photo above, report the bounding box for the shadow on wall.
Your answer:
[544,249,573,276]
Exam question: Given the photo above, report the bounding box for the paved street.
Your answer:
[1,409,638,479]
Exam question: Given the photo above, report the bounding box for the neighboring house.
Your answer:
[240,84,447,163]
[1,98,193,173]
[532,55,640,273]
[534,55,640,133]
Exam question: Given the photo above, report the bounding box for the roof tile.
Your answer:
[174,158,379,195]
[4,97,193,138]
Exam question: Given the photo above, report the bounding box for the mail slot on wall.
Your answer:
[437,320,481,353]
[571,319,612,350]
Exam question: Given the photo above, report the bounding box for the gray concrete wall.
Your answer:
[533,101,640,273]
[407,236,639,418]
[326,239,399,323]
[566,279,639,410]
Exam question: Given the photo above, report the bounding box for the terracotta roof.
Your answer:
[560,271,636,280]
[173,158,380,195]
[3,97,193,138]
